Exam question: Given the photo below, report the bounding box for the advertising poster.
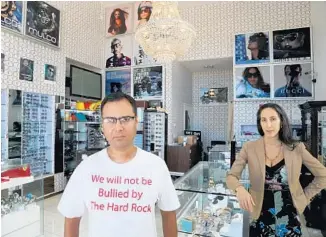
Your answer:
[106,35,132,68]
[133,40,156,66]
[44,64,56,81]
[234,32,270,65]
[25,1,60,47]
[273,27,311,62]
[105,69,131,96]
[1,1,23,33]
[134,1,152,29]
[273,63,313,98]
[106,4,133,37]
[199,87,228,104]
[133,66,163,99]
[235,66,271,99]
[19,58,34,81]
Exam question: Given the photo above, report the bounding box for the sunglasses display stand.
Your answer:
[61,105,107,183]
[174,161,250,237]
[1,89,50,236]
[143,111,167,160]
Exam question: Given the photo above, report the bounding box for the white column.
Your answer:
[311,1,326,101]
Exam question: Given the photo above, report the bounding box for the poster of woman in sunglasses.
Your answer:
[106,4,132,37]
[44,64,56,81]
[235,66,271,99]
[134,1,152,29]
[274,63,312,98]
[234,32,270,65]
[133,66,163,100]
[273,27,311,62]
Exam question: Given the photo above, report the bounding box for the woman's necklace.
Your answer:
[264,142,283,161]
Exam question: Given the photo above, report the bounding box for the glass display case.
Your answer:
[62,108,107,181]
[22,92,54,176]
[1,164,44,237]
[174,161,250,237]
[1,89,8,162]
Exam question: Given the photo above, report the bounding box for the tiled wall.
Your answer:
[172,1,312,147]
[179,1,311,61]
[1,1,104,192]
[192,70,233,149]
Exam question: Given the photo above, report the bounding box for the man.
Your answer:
[58,92,180,237]
[106,38,131,68]
[274,64,312,97]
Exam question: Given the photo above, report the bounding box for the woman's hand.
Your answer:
[235,186,255,213]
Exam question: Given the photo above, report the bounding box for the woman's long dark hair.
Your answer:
[257,103,299,149]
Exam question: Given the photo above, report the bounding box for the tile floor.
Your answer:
[44,193,324,237]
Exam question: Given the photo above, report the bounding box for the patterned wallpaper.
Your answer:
[1,1,104,192]
[192,70,233,149]
[169,1,313,148]
[234,99,308,141]
[179,1,311,61]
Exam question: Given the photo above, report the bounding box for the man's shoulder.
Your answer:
[77,149,107,169]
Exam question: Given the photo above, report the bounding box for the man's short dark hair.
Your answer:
[101,92,137,116]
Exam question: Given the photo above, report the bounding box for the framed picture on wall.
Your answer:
[133,1,152,30]
[240,125,259,136]
[106,4,133,37]
[19,58,34,81]
[234,66,271,99]
[273,62,313,98]
[105,69,131,96]
[133,66,163,100]
[199,87,228,104]
[105,35,132,69]
[133,40,157,66]
[25,1,60,47]
[273,27,311,62]
[44,64,56,81]
[291,124,302,140]
[1,53,5,73]
[1,1,24,34]
[234,32,270,65]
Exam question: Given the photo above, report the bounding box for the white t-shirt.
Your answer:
[57,147,180,237]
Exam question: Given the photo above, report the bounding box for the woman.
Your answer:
[108,8,128,36]
[247,32,269,60]
[226,103,326,236]
[236,67,270,98]
[137,1,152,26]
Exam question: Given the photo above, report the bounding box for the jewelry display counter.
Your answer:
[174,161,250,237]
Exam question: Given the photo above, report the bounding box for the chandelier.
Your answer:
[135,1,196,64]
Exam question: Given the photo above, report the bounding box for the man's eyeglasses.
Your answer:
[102,116,136,126]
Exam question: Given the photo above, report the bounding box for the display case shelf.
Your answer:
[1,174,44,237]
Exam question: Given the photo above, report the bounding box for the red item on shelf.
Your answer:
[1,165,31,178]
[1,176,10,183]
[84,102,92,110]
